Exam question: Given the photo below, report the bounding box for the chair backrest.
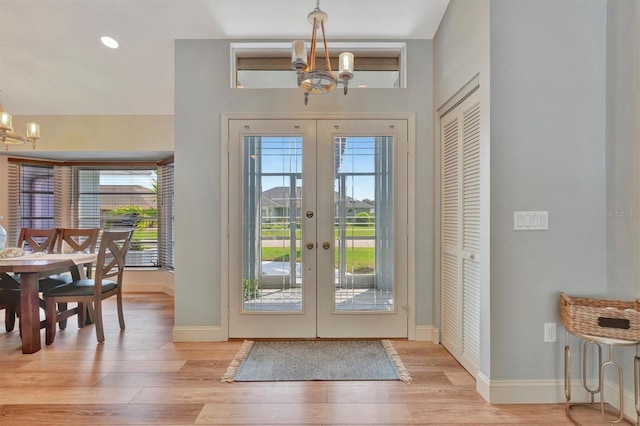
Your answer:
[18,228,59,253]
[93,230,133,292]
[56,228,100,254]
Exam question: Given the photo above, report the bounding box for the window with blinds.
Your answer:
[232,42,406,89]
[158,162,174,270]
[7,159,175,270]
[75,167,159,267]
[6,163,55,245]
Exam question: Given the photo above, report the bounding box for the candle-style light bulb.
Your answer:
[27,122,40,139]
[339,52,354,75]
[291,40,308,72]
[338,52,354,95]
[0,112,12,131]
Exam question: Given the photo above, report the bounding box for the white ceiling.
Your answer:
[0,0,449,116]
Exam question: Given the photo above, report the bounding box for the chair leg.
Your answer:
[5,306,16,332]
[58,303,68,330]
[116,292,125,330]
[77,302,86,328]
[4,310,13,332]
[93,301,105,343]
[44,297,57,345]
[85,303,94,325]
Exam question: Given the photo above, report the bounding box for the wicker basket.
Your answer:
[560,292,640,341]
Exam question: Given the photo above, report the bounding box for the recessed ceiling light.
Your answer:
[100,36,119,49]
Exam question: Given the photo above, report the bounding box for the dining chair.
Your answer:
[56,228,100,255]
[17,228,67,293]
[53,227,100,279]
[3,228,62,329]
[18,228,59,254]
[49,227,100,329]
[44,230,133,344]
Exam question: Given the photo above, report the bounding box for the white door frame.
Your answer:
[220,112,417,340]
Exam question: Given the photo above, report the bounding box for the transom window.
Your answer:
[232,42,406,90]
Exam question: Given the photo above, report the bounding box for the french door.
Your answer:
[227,119,408,338]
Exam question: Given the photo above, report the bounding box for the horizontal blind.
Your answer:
[158,162,174,270]
[237,56,400,71]
[6,162,21,246]
[6,163,55,246]
[75,166,158,267]
[54,165,72,228]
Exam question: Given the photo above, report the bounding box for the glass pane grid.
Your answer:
[334,136,394,312]
[77,168,158,267]
[241,134,395,314]
[19,165,55,230]
[243,136,303,312]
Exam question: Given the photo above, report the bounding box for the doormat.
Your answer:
[221,340,411,383]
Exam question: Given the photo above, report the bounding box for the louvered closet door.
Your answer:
[440,88,480,377]
[440,112,460,359]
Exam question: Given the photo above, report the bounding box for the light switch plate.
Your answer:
[514,211,548,231]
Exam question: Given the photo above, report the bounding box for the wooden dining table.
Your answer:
[0,253,97,354]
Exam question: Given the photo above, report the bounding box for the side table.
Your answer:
[564,330,640,425]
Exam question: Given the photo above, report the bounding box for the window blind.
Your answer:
[6,159,174,271]
[75,166,159,267]
[54,165,72,228]
[6,163,55,246]
[158,162,174,270]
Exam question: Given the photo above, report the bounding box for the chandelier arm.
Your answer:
[0,99,40,150]
[309,18,319,71]
[320,21,332,74]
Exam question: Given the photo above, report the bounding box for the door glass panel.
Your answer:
[242,136,303,312]
[334,136,393,311]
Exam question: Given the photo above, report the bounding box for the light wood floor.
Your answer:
[0,293,609,425]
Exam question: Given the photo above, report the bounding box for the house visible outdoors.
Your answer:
[261,186,374,223]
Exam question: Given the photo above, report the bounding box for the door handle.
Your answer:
[306,242,315,250]
[322,241,331,250]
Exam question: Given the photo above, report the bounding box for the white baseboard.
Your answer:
[172,326,227,342]
[476,371,491,402]
[479,376,637,422]
[415,325,440,343]
[122,269,174,295]
[605,379,638,423]
[124,282,174,295]
[484,379,582,403]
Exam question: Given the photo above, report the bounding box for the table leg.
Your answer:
[19,273,42,354]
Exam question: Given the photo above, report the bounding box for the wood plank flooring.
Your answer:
[0,293,605,425]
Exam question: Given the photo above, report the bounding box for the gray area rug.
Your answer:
[221,340,411,383]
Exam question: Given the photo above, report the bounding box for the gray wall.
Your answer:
[174,40,435,331]
[175,1,639,397]
[605,0,639,299]
[490,0,608,380]
[605,0,640,394]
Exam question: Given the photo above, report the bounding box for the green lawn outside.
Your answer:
[261,246,374,273]
[261,225,375,239]
[132,229,157,241]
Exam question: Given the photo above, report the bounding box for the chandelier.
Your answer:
[291,0,354,105]
[0,98,40,150]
